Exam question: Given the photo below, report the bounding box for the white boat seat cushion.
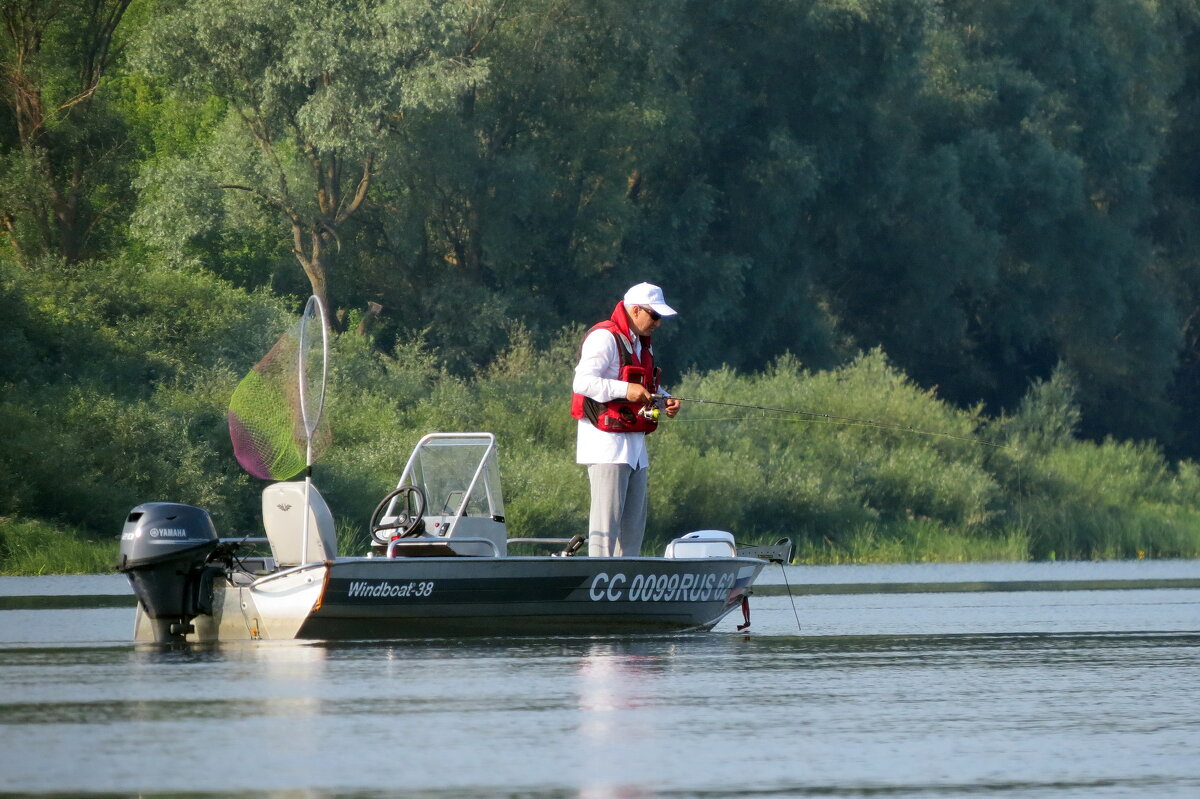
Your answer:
[262,482,338,566]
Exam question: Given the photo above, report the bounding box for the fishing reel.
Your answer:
[640,392,678,421]
[615,399,663,426]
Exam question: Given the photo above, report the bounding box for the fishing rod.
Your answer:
[648,394,1010,449]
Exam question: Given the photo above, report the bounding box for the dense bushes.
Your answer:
[0,257,290,537]
[4,259,1200,572]
[255,318,1200,562]
[5,1,1200,573]
[0,517,116,576]
[7,1,1200,453]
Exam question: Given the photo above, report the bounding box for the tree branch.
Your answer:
[335,154,374,224]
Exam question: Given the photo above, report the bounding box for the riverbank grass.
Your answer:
[0,517,117,575]
[0,513,1063,573]
[786,521,1031,565]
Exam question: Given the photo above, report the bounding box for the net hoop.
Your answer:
[226,295,332,481]
[298,295,330,446]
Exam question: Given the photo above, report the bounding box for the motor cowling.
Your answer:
[117,502,219,642]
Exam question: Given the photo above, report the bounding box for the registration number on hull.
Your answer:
[588,571,734,602]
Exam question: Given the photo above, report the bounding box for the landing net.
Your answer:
[227,296,331,480]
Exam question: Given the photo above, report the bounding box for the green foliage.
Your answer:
[1012,437,1200,560]
[791,521,1030,565]
[0,254,290,535]
[131,0,494,318]
[315,334,1200,563]
[4,253,1200,572]
[0,1,141,263]
[990,365,1081,453]
[299,330,1200,563]
[6,0,1190,449]
[7,0,1200,571]
[0,517,117,575]
[647,351,1001,551]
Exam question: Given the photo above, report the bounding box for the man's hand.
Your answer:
[625,382,653,403]
[664,397,681,418]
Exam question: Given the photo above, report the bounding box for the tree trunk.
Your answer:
[0,0,132,263]
[291,218,336,330]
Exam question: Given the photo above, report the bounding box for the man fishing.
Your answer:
[571,282,682,557]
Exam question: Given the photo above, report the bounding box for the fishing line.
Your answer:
[667,416,914,429]
[664,416,803,424]
[655,394,1009,448]
[780,562,802,633]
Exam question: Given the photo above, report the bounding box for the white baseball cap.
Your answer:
[623,282,677,317]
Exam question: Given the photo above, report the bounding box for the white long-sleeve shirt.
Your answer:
[573,327,649,468]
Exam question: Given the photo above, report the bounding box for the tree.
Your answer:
[1153,1,1200,457]
[134,0,492,324]
[0,0,134,263]
[668,0,950,372]
[930,0,1183,440]
[671,0,1183,441]
[353,0,699,368]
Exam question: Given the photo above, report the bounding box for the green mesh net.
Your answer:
[227,297,330,480]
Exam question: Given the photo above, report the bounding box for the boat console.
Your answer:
[369,433,513,557]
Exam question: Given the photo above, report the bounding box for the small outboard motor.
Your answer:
[117,502,219,643]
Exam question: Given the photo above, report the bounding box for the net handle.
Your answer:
[297,295,329,566]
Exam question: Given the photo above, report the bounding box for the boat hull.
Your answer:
[135,556,766,641]
[301,556,764,638]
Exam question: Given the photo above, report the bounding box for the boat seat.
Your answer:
[262,482,338,567]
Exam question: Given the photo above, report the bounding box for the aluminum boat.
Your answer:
[118,433,788,642]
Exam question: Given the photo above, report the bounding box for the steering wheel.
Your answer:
[369,485,427,544]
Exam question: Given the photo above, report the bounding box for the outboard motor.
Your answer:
[117,502,219,643]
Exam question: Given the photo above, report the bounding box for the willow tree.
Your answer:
[135,0,493,324]
[0,0,134,264]
[923,0,1185,440]
[356,0,698,366]
[1154,1,1200,456]
[670,0,1184,442]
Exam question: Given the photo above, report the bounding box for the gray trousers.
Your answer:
[587,463,649,557]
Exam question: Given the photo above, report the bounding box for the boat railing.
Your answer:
[507,537,576,546]
[386,536,501,558]
[736,538,794,564]
[506,534,587,557]
[251,561,326,588]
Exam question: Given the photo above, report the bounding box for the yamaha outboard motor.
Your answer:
[117,502,219,643]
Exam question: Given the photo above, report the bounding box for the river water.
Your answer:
[1,561,1198,798]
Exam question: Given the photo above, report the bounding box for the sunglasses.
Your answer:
[640,306,662,321]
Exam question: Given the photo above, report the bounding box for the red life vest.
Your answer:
[571,301,661,434]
